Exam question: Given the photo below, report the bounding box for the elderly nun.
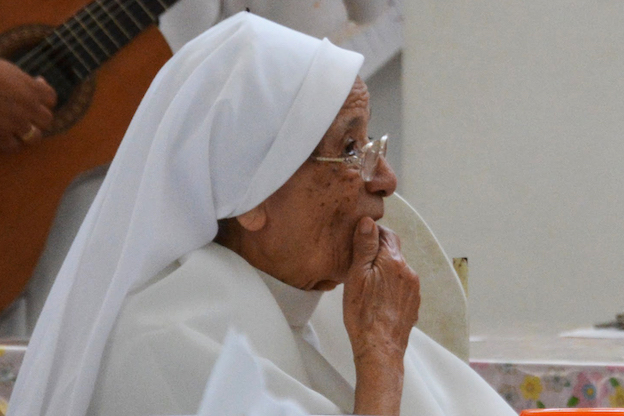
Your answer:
[8,12,517,416]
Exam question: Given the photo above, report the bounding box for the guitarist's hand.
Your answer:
[0,59,57,153]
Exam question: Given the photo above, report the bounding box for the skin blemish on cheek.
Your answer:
[329,209,346,228]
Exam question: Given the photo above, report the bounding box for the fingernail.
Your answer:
[360,218,373,234]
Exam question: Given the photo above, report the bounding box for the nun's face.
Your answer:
[259,77,397,291]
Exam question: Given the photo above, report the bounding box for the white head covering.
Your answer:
[8,12,363,416]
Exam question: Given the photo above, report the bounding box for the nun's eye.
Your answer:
[344,139,358,157]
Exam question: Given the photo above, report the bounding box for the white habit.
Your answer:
[89,243,516,416]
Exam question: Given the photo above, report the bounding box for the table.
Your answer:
[469,329,624,412]
[0,339,27,416]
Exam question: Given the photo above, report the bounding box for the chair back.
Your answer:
[379,193,469,362]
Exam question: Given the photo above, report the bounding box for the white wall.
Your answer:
[366,53,403,189]
[402,1,624,336]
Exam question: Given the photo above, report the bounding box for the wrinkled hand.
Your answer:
[0,59,57,152]
[343,216,420,416]
[343,216,420,359]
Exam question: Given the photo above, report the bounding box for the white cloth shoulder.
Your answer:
[197,330,308,416]
[89,243,516,416]
[88,243,342,416]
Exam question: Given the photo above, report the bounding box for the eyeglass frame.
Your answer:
[310,134,388,182]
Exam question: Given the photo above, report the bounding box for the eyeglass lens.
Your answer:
[361,137,387,182]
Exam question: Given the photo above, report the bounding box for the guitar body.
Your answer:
[0,0,173,313]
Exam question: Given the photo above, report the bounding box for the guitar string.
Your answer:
[16,0,137,75]
[17,0,173,79]
[17,0,132,72]
[17,0,165,74]
[18,0,170,70]
[15,0,140,92]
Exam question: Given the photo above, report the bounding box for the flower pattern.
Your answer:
[582,384,597,400]
[568,372,601,408]
[0,397,7,416]
[610,385,624,408]
[0,344,26,412]
[520,375,543,401]
[470,362,624,412]
[543,368,571,393]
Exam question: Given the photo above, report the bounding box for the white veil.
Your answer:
[8,12,363,416]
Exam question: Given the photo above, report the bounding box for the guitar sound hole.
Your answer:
[0,24,95,137]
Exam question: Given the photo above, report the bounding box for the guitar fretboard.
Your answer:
[16,0,178,103]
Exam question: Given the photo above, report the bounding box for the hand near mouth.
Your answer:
[343,216,421,416]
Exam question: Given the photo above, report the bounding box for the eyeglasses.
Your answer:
[311,134,388,182]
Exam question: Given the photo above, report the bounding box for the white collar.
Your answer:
[256,269,323,329]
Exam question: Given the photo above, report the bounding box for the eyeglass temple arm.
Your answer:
[313,156,350,162]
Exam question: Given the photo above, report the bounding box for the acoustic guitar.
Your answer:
[0,0,179,314]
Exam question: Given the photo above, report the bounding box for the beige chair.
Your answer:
[312,193,469,369]
[381,193,469,361]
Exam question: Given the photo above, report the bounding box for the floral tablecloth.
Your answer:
[0,340,27,416]
[470,361,624,412]
[1,335,623,415]
[469,329,624,413]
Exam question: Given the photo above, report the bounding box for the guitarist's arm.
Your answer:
[0,59,57,153]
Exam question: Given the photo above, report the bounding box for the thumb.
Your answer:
[351,217,379,272]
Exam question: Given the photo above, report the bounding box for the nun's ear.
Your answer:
[236,203,267,232]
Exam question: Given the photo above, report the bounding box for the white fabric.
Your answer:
[89,243,516,416]
[8,13,363,416]
[198,330,307,416]
[159,0,349,54]
[159,0,222,53]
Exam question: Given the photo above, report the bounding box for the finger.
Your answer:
[351,217,380,271]
[0,133,23,153]
[30,104,55,132]
[1,89,48,127]
[20,124,42,146]
[0,107,40,146]
[34,76,57,108]
[377,225,403,261]
[12,117,32,139]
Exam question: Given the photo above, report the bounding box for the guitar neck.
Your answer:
[16,0,178,101]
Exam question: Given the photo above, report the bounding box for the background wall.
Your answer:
[402,0,624,336]
[366,53,403,189]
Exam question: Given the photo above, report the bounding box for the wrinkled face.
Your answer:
[260,77,398,291]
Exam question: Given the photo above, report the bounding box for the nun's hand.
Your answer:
[343,216,420,416]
